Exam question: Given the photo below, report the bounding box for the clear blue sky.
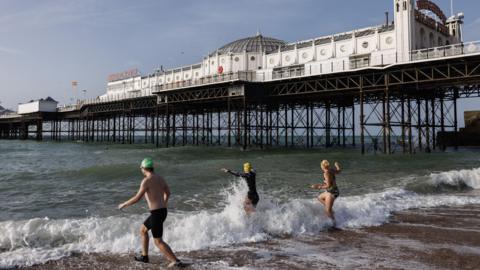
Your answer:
[0,0,479,120]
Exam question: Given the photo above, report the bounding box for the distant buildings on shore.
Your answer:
[0,105,13,115]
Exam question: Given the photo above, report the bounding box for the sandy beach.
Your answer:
[17,202,480,270]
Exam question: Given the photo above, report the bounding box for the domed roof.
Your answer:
[214,34,286,55]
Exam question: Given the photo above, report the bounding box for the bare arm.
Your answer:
[118,179,147,209]
[334,162,341,174]
[221,168,241,177]
[164,181,171,205]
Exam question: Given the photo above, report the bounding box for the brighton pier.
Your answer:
[1,0,479,154]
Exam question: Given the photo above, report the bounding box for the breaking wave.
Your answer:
[1,168,480,268]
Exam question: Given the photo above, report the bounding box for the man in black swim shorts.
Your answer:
[119,158,184,268]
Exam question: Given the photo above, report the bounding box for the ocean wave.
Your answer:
[429,167,480,189]
[1,175,480,268]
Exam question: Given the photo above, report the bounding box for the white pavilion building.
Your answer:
[100,0,465,100]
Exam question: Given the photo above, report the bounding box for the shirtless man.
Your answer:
[118,158,183,268]
[311,160,341,225]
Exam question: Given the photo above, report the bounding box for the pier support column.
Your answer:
[325,101,331,148]
[407,96,413,154]
[453,89,458,150]
[36,120,43,141]
[360,78,365,154]
[242,97,248,150]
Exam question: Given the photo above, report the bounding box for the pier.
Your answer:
[1,43,480,154]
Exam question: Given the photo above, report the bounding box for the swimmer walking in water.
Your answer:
[118,158,185,268]
[311,160,341,225]
[221,162,259,215]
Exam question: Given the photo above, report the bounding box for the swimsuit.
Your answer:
[326,169,340,198]
[227,170,260,206]
[143,208,167,238]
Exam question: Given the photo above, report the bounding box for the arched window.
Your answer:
[396,3,400,12]
[403,1,407,10]
[420,28,426,48]
[438,37,443,46]
[429,32,435,48]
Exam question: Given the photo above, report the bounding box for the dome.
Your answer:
[214,34,286,55]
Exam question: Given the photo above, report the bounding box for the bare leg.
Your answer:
[318,192,327,206]
[324,194,336,221]
[153,238,178,263]
[244,198,255,216]
[140,225,149,256]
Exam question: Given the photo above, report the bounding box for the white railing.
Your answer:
[0,112,20,119]
[57,104,80,112]
[411,41,480,61]
[154,71,256,92]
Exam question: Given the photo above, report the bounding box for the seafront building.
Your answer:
[101,0,464,101]
[1,0,478,153]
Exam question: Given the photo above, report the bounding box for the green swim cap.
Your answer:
[140,158,154,169]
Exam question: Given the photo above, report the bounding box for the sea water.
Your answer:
[0,140,479,267]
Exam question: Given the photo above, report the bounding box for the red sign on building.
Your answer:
[107,69,140,82]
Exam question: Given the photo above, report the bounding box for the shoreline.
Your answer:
[16,203,480,270]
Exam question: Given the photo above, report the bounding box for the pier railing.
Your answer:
[410,41,480,61]
[154,71,256,92]
[0,112,20,119]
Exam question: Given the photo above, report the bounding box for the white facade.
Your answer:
[100,0,464,100]
[18,98,58,114]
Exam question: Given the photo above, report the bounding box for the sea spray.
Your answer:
[2,167,480,268]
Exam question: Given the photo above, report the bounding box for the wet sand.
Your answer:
[16,204,480,270]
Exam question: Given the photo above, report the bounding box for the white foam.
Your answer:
[2,173,480,268]
[429,167,480,189]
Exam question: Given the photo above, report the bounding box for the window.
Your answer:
[340,45,346,53]
[403,1,407,10]
[419,28,426,48]
[362,42,369,49]
[250,56,255,61]
[234,56,240,62]
[302,52,309,59]
[396,3,400,12]
[386,36,393,45]
[269,58,275,64]
[285,55,291,62]
[320,49,326,56]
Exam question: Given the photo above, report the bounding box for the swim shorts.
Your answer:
[143,208,168,238]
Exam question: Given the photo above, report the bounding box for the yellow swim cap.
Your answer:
[243,162,252,173]
[320,160,330,170]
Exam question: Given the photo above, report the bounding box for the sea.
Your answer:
[0,140,479,269]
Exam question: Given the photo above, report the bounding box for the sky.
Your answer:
[0,0,479,122]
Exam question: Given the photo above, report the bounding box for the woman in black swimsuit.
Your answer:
[311,160,341,224]
[222,162,259,215]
